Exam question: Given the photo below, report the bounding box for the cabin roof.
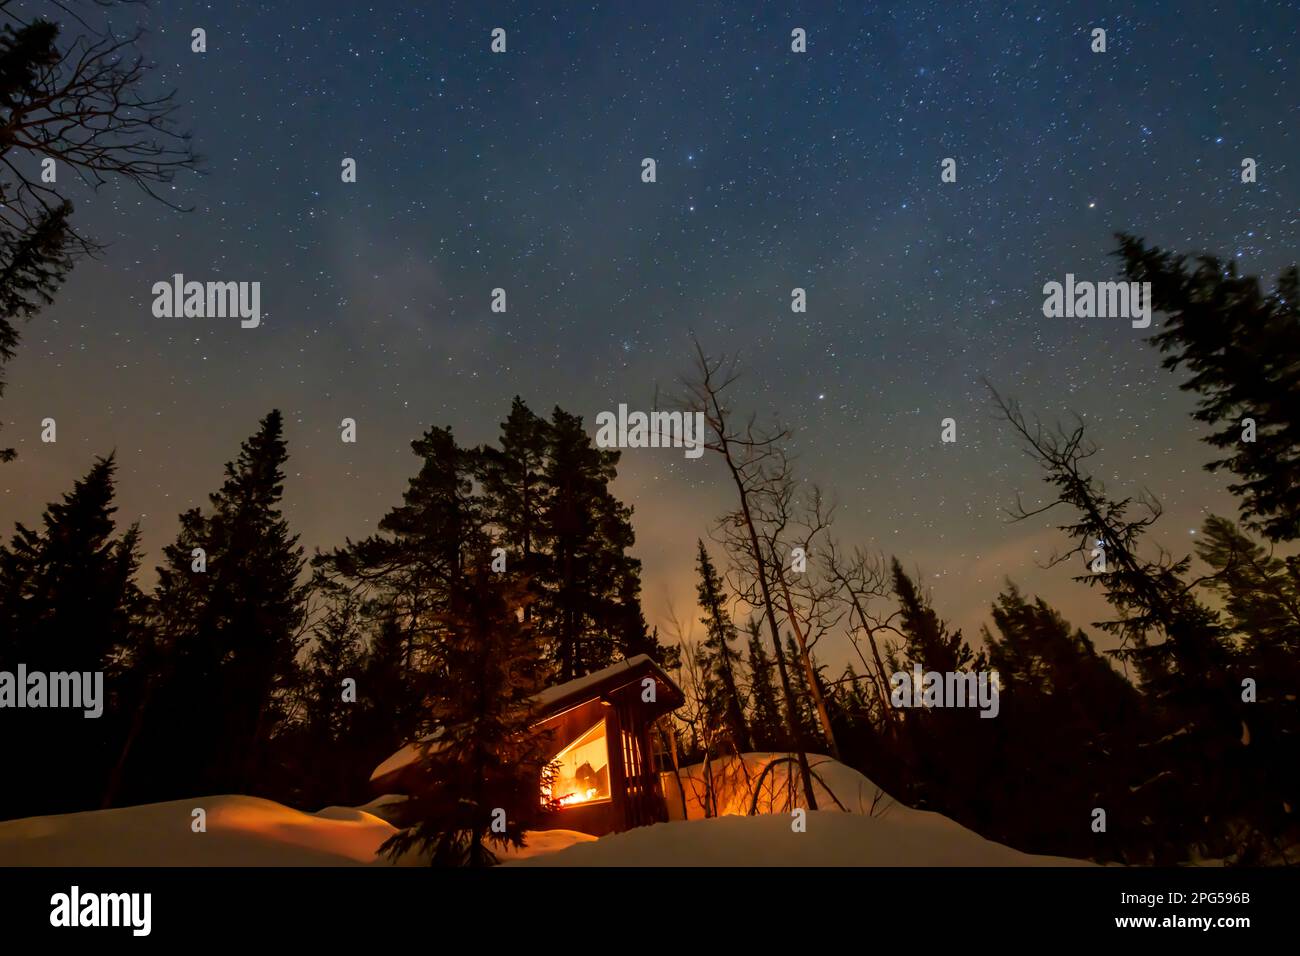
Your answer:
[533,653,684,716]
[369,654,683,786]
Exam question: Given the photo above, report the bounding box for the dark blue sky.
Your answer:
[3,0,1297,663]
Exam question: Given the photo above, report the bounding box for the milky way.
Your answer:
[3,0,1296,665]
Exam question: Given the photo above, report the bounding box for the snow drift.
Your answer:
[508,753,1093,866]
[662,752,893,819]
[506,811,1093,867]
[0,795,593,866]
[0,754,1092,867]
[0,795,392,866]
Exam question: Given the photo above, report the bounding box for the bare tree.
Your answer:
[676,341,821,809]
[0,0,199,455]
[0,0,198,252]
[745,468,844,758]
[822,539,902,737]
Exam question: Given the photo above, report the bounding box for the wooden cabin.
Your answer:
[369,654,684,837]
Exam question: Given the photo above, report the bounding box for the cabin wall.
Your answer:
[532,693,672,836]
[370,662,684,839]
[609,689,668,829]
[534,698,622,836]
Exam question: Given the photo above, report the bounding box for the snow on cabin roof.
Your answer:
[369,728,445,783]
[369,654,681,785]
[532,653,676,712]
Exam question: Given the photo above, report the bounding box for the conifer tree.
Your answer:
[111,412,307,804]
[477,396,550,611]
[694,540,751,751]
[889,559,978,674]
[744,619,784,749]
[1195,516,1300,854]
[381,553,552,866]
[538,407,643,679]
[784,634,821,748]
[980,583,1145,858]
[0,455,146,819]
[315,424,479,678]
[277,585,369,808]
[0,5,198,459]
[991,389,1248,860]
[476,399,664,676]
[612,572,680,668]
[885,560,986,817]
[0,203,72,460]
[1117,236,1300,542]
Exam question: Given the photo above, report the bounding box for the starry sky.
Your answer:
[2,0,1296,667]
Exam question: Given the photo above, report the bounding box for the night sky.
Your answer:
[2,1,1297,667]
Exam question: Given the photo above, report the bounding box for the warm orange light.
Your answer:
[542,718,611,809]
[556,787,599,807]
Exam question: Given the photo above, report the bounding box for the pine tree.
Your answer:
[992,390,1248,860]
[477,396,550,610]
[294,423,480,815]
[1194,516,1300,855]
[355,612,430,764]
[0,7,199,460]
[111,412,307,805]
[612,569,680,668]
[277,584,368,808]
[0,203,73,460]
[381,554,552,866]
[694,540,751,751]
[784,633,821,748]
[744,619,783,749]
[1116,236,1300,542]
[889,559,978,674]
[316,424,479,678]
[1195,516,1300,660]
[980,583,1145,859]
[538,407,642,679]
[0,455,146,819]
[476,399,664,676]
[884,560,987,817]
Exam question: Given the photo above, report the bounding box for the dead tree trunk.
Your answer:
[773,563,841,759]
[680,344,820,811]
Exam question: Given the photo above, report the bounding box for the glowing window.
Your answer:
[544,718,611,807]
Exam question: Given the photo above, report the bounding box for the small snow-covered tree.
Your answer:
[381,555,553,867]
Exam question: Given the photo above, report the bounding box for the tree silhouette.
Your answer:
[1116,235,1300,542]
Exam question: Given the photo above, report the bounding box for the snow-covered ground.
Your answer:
[662,752,893,819]
[0,796,395,866]
[0,794,593,866]
[0,755,1092,867]
[512,753,1091,867]
[507,811,1091,867]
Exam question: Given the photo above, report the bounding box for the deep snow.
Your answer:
[507,811,1092,867]
[0,754,1093,867]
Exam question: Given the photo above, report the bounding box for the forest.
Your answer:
[0,0,1296,869]
[2,265,1298,866]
